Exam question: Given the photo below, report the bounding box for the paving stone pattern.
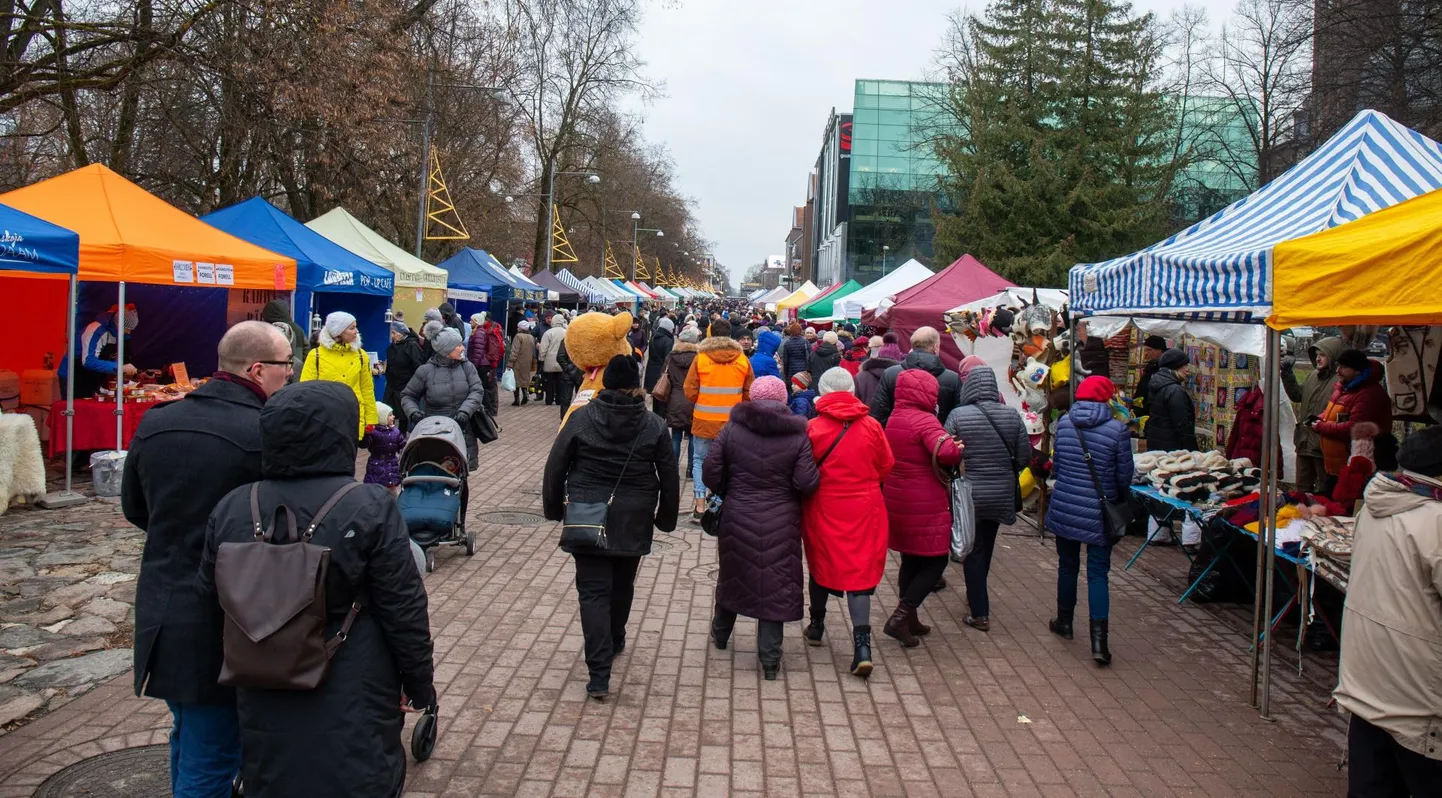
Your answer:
[0,402,1348,796]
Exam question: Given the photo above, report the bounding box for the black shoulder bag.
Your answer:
[1073,426,1133,546]
[816,422,852,467]
[560,433,642,551]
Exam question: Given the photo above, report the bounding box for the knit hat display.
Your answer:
[1337,349,1370,372]
[1158,348,1189,370]
[751,376,788,403]
[324,311,357,339]
[1398,426,1442,477]
[390,320,410,336]
[375,401,394,424]
[1143,335,1168,351]
[1076,375,1117,403]
[817,367,855,396]
[433,327,463,356]
[991,308,1014,332]
[602,354,641,391]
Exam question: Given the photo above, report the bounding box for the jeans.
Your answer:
[572,554,642,683]
[1296,455,1327,494]
[1347,715,1442,798]
[165,700,241,798]
[1055,538,1112,620]
[671,428,694,478]
[961,519,1002,618]
[898,554,949,608]
[711,605,784,666]
[691,436,712,499]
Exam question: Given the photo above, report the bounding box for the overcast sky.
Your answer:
[630,0,1236,287]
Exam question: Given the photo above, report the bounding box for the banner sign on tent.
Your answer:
[227,289,289,327]
[448,288,490,303]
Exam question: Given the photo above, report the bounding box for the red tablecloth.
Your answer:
[47,399,157,456]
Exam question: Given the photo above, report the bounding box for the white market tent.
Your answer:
[753,286,790,306]
[833,259,933,320]
[746,287,767,302]
[583,275,634,304]
[946,287,1070,316]
[306,208,448,290]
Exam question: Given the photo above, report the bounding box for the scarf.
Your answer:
[211,371,269,404]
[1394,472,1442,502]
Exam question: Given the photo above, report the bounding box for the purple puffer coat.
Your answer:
[702,400,820,622]
[362,425,406,487]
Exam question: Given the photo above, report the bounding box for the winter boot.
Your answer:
[883,603,920,647]
[804,616,826,647]
[850,626,873,679]
[1048,607,1074,640]
[762,662,779,681]
[909,609,931,637]
[1090,619,1112,666]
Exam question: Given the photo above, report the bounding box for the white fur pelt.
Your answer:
[0,414,46,513]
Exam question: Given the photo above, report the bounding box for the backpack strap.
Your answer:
[303,481,363,542]
[326,601,363,655]
[249,483,298,543]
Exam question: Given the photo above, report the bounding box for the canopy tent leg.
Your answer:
[39,272,86,509]
[116,281,126,451]
[1258,334,1283,719]
[1248,327,1282,714]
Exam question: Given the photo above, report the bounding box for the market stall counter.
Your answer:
[46,381,201,456]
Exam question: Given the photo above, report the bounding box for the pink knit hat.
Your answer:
[751,376,788,404]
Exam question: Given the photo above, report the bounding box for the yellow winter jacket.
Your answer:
[300,342,378,438]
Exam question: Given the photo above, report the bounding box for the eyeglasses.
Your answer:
[255,360,294,371]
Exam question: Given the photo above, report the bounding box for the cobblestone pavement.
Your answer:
[0,401,1348,796]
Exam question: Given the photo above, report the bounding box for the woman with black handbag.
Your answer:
[542,356,679,699]
[1045,376,1134,665]
[400,328,485,471]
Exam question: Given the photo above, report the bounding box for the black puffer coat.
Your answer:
[1144,368,1199,452]
[663,342,699,431]
[198,383,433,798]
[544,391,680,556]
[122,378,265,706]
[782,335,811,381]
[943,368,1030,524]
[702,401,819,622]
[382,330,425,427]
[401,354,484,466]
[854,356,897,407]
[869,350,962,427]
[806,342,843,381]
[644,326,674,391]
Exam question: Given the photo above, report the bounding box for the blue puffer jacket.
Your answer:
[751,331,783,380]
[1046,401,1134,547]
[782,335,811,381]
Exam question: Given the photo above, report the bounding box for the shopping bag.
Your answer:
[949,476,977,562]
[500,368,517,392]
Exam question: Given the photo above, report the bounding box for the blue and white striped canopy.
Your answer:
[556,268,610,303]
[1070,110,1442,319]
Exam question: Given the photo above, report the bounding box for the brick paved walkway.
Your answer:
[0,401,1348,796]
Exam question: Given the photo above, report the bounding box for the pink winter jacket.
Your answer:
[884,370,963,556]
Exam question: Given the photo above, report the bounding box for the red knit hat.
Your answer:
[1076,376,1116,403]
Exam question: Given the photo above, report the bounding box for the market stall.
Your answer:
[557,269,610,304]
[527,269,582,305]
[834,259,932,321]
[874,254,1015,368]
[1,164,297,452]
[774,281,820,320]
[798,279,861,322]
[305,207,449,327]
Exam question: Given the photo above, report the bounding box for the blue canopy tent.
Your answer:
[436,248,544,325]
[0,204,81,497]
[202,197,397,396]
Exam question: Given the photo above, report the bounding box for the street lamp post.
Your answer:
[881,244,890,276]
[542,168,600,273]
[414,73,506,256]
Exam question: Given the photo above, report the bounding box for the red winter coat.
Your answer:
[840,346,867,377]
[884,371,963,556]
[1226,387,1266,466]
[1315,360,1391,475]
[802,391,894,592]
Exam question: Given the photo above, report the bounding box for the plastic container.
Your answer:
[0,370,18,411]
[21,370,57,407]
[90,450,128,497]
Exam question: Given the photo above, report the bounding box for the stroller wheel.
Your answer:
[425,548,437,573]
[464,523,476,556]
[231,773,244,797]
[411,712,438,762]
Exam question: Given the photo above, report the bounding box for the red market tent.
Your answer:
[873,254,1014,369]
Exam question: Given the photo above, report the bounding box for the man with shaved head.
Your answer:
[121,320,291,796]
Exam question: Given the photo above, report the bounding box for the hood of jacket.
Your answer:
[861,357,897,376]
[1309,336,1343,374]
[1150,367,1182,393]
[587,390,648,442]
[1363,472,1440,519]
[260,382,358,478]
[1341,359,1387,392]
[895,368,939,412]
[814,390,871,421]
[651,326,674,346]
[671,341,698,356]
[260,299,294,326]
[731,399,808,436]
[698,335,744,364]
[1067,400,1114,429]
[958,355,987,380]
[958,366,1001,406]
[428,352,467,368]
[755,330,781,357]
[901,349,945,378]
[813,341,839,359]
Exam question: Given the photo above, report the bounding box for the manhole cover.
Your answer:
[652,533,692,553]
[36,744,171,797]
[685,564,719,585]
[482,509,546,525]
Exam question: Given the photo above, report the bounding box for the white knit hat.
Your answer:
[817,367,855,396]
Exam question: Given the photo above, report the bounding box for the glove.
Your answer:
[409,413,423,428]
[1281,356,1296,372]
[455,412,470,426]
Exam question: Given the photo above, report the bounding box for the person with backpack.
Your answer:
[198,381,434,798]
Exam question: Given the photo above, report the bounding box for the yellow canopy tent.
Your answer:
[775,281,820,310]
[1271,187,1442,328]
[307,207,449,325]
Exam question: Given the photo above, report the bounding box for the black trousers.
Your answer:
[555,377,575,419]
[542,372,561,405]
[710,605,784,666]
[1348,715,1442,798]
[898,554,949,608]
[962,519,1003,618]
[476,366,499,417]
[572,554,641,682]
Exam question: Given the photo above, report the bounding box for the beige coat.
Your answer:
[1334,471,1442,760]
[508,332,537,386]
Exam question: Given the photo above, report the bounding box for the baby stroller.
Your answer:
[396,416,474,572]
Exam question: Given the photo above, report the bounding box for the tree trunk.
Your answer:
[109,0,152,174]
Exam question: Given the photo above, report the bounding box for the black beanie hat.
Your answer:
[1159,348,1189,370]
[1144,335,1168,351]
[602,354,641,391]
[1337,349,1370,372]
[1398,427,1442,477]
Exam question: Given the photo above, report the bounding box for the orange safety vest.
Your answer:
[692,353,750,425]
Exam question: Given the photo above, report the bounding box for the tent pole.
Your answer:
[64,273,78,496]
[115,281,126,451]
[1248,327,1279,708]
[1259,331,1283,719]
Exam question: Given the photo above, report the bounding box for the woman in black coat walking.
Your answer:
[383,321,426,433]
[702,375,820,679]
[543,356,679,700]
[781,321,812,386]
[198,382,434,798]
[645,317,676,416]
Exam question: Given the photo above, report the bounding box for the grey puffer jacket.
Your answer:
[943,368,1030,524]
[400,354,484,423]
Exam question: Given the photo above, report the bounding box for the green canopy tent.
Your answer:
[799,279,862,321]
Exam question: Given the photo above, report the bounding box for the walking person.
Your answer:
[543,356,679,699]
[538,314,569,406]
[944,366,1029,632]
[299,311,377,439]
[663,327,701,478]
[382,320,425,434]
[683,319,754,519]
[121,321,293,797]
[508,320,537,406]
[802,367,894,678]
[750,329,783,381]
[644,317,676,416]
[807,331,843,379]
[197,382,435,798]
[1046,376,1133,665]
[854,336,897,407]
[781,321,811,387]
[882,370,964,647]
[402,327,485,471]
[703,376,820,680]
[467,312,503,418]
[869,327,962,427]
